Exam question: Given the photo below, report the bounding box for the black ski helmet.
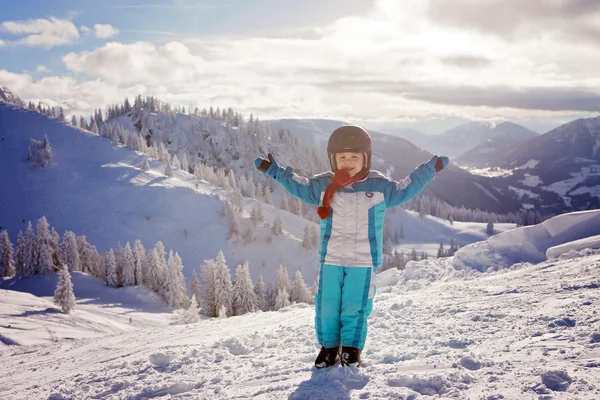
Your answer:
[327,125,372,172]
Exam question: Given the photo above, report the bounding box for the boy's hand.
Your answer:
[254,153,280,179]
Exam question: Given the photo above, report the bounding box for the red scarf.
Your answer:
[317,168,369,220]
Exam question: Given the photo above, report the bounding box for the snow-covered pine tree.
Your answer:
[242,225,255,244]
[61,231,80,272]
[232,261,258,315]
[165,158,174,177]
[262,184,272,205]
[37,216,54,275]
[133,240,145,285]
[228,210,241,239]
[105,249,118,287]
[272,216,283,236]
[122,242,135,286]
[49,227,62,271]
[302,225,311,249]
[487,221,494,235]
[172,154,181,170]
[189,269,202,306]
[274,288,290,310]
[15,231,26,277]
[141,156,150,171]
[25,222,37,276]
[290,270,312,304]
[54,264,76,314]
[200,258,217,317]
[275,265,291,301]
[114,242,124,287]
[182,153,189,173]
[213,251,233,317]
[254,274,266,311]
[184,294,201,324]
[280,194,289,211]
[0,230,15,277]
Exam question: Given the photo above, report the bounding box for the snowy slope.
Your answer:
[0,103,321,284]
[1,273,175,346]
[2,211,600,399]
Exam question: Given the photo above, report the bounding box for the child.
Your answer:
[254,125,448,368]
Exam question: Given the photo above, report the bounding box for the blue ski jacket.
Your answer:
[269,165,434,268]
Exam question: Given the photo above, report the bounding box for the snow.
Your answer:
[519,173,542,187]
[452,209,600,272]
[465,167,514,178]
[516,159,540,169]
[508,185,540,200]
[2,230,600,398]
[3,103,600,399]
[474,182,501,202]
[546,234,600,259]
[542,165,600,199]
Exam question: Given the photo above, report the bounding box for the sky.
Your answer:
[1,0,600,133]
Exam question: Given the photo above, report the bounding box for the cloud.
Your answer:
[3,0,600,123]
[0,17,79,48]
[80,25,91,36]
[36,65,51,74]
[428,0,600,43]
[94,24,119,39]
[0,39,5,47]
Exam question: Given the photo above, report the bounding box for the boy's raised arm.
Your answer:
[384,155,449,208]
[254,153,323,205]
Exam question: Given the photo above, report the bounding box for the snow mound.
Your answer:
[452,209,600,272]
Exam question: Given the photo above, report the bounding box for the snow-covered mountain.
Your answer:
[264,119,524,215]
[431,121,539,160]
[2,209,600,399]
[471,116,600,216]
[0,86,25,108]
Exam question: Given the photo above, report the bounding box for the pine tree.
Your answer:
[274,288,290,310]
[272,216,283,236]
[37,216,54,274]
[61,231,80,272]
[213,251,233,317]
[0,230,15,277]
[15,231,27,277]
[165,159,174,177]
[141,156,150,171]
[145,247,164,294]
[182,153,189,173]
[105,249,118,287]
[122,242,135,286]
[302,225,311,249]
[242,225,255,244]
[189,269,202,306]
[133,240,145,285]
[289,270,312,304]
[275,265,291,301]
[184,294,201,324]
[232,261,258,315]
[200,258,217,317]
[486,221,494,235]
[254,274,266,311]
[25,222,37,276]
[54,264,75,313]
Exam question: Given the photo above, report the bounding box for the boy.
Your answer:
[254,125,448,368]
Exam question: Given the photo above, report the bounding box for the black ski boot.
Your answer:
[315,346,340,369]
[340,346,361,367]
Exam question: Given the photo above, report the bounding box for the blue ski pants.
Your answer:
[314,264,376,350]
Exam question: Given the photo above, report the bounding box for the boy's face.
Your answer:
[334,152,365,177]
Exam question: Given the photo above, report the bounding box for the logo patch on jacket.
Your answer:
[365,192,373,198]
